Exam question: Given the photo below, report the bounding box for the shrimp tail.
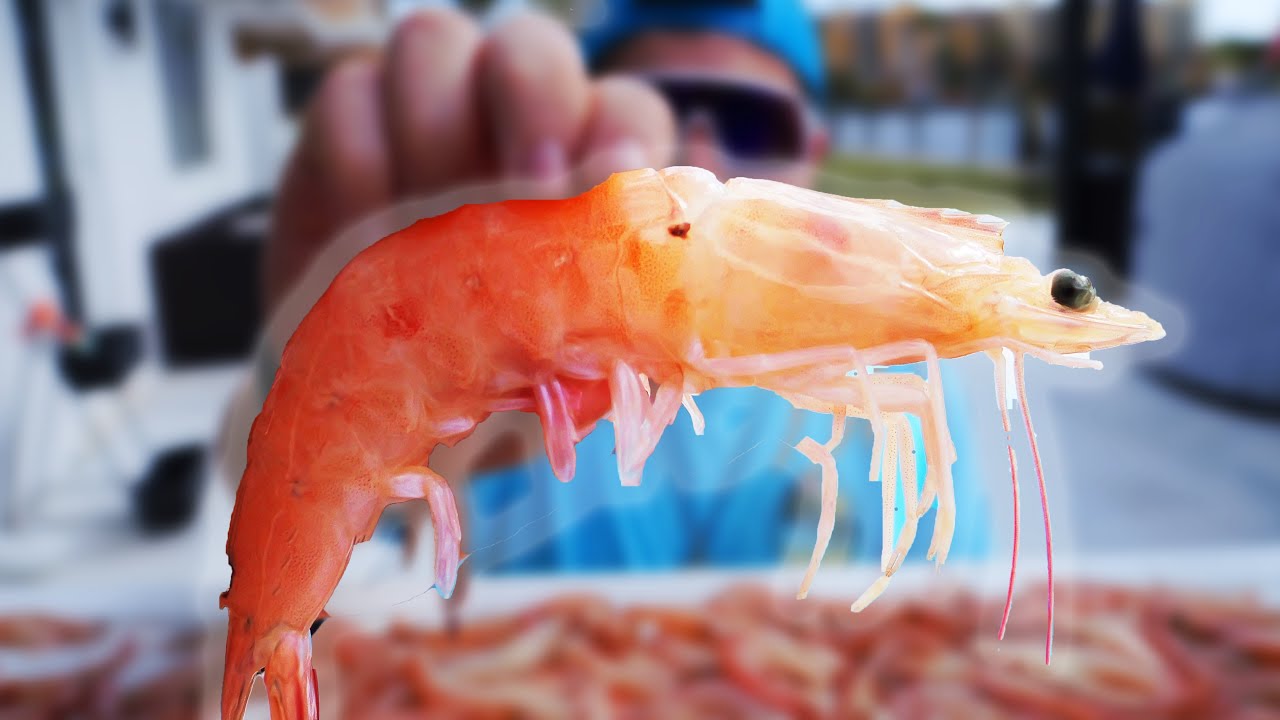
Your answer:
[262,628,318,720]
[222,616,318,720]
[221,611,260,720]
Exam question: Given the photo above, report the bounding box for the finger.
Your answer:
[268,56,391,309]
[383,8,486,195]
[573,76,677,190]
[478,12,592,190]
[303,56,393,225]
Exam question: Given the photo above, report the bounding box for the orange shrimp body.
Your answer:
[221,167,1164,720]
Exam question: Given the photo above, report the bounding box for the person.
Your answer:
[224,0,990,580]
[1132,30,1280,409]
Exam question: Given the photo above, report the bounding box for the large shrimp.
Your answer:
[220,166,1164,719]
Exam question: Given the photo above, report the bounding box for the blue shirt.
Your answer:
[463,365,990,573]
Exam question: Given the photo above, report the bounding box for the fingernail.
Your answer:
[524,139,567,184]
[578,139,649,190]
[604,138,648,173]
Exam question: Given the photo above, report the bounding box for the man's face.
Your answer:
[603,32,828,188]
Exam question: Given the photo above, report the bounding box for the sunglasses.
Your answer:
[642,73,810,163]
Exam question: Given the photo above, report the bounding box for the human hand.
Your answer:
[265,7,676,311]
[220,9,672,543]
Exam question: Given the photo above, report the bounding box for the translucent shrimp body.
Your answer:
[220,167,1163,720]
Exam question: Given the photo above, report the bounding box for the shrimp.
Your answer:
[220,166,1164,719]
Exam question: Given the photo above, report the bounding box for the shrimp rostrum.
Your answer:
[220,167,1164,719]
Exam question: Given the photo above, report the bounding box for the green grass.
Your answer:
[818,154,1048,216]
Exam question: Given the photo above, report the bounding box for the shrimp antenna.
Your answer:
[1014,352,1053,664]
[989,349,1020,642]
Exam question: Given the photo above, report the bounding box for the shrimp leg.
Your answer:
[791,351,887,601]
[860,340,957,563]
[793,411,847,599]
[691,344,907,600]
[781,372,950,610]
[796,366,956,565]
[688,341,869,387]
[689,342,889,474]
[783,390,925,577]
[879,416,901,572]
[609,362,650,486]
[632,377,684,477]
[534,380,579,483]
[681,393,705,434]
[379,466,465,599]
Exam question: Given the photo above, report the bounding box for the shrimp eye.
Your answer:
[1051,270,1096,311]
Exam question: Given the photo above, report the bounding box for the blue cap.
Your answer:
[579,0,825,98]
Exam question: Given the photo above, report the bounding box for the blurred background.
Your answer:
[1,0,1278,717]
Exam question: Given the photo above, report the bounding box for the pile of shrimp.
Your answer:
[330,584,1280,720]
[0,615,205,720]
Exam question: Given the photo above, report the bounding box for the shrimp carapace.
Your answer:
[221,167,1164,719]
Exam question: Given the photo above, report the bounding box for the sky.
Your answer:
[802,0,1280,43]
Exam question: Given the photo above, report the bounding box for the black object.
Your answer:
[0,202,45,249]
[281,65,325,116]
[150,198,266,367]
[58,324,144,391]
[104,0,138,47]
[1056,0,1149,281]
[1056,0,1088,270]
[16,0,81,318]
[132,444,205,535]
